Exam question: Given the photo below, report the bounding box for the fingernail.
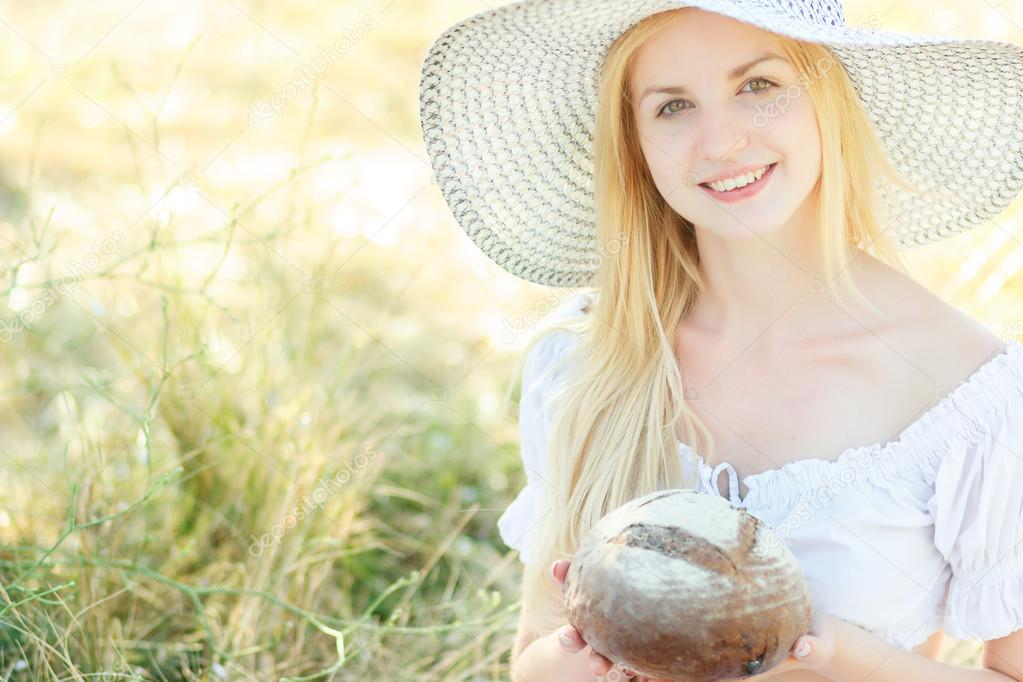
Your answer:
[795,640,811,658]
[558,629,575,647]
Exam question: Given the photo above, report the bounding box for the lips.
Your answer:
[699,163,774,191]
[697,162,777,203]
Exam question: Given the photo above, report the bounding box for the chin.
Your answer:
[696,214,791,239]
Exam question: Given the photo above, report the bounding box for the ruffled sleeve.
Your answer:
[929,344,1023,641]
[496,292,592,565]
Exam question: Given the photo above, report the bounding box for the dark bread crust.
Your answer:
[564,489,812,681]
[610,517,758,574]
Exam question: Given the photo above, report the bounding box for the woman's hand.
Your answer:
[685,608,840,681]
[551,559,673,682]
[736,610,839,680]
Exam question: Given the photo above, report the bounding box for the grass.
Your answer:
[0,148,527,679]
[0,2,531,677]
[0,147,528,678]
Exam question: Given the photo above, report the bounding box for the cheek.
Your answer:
[768,96,821,168]
[639,132,693,194]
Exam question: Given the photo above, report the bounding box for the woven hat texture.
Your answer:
[419,0,1023,287]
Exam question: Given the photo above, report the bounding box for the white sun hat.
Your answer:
[418,0,1023,288]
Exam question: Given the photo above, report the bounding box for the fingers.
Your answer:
[555,622,623,678]
[555,625,586,654]
[552,564,628,679]
[588,649,613,676]
[595,660,640,680]
[618,665,642,680]
[555,627,629,679]
[550,559,570,587]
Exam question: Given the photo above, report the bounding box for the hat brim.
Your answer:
[419,0,1023,287]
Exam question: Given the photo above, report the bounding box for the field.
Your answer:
[0,0,1021,679]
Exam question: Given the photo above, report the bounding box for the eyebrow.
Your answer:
[638,51,787,102]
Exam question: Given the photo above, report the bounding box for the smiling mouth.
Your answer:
[697,162,778,201]
[700,163,775,190]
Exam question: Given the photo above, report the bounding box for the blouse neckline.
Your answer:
[678,339,1023,506]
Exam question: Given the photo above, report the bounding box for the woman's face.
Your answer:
[628,9,823,241]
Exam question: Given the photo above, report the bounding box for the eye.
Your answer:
[656,98,691,119]
[741,76,776,95]
[655,77,777,120]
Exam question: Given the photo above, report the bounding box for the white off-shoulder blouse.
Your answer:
[497,291,1023,650]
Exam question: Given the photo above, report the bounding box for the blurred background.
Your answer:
[0,0,1020,679]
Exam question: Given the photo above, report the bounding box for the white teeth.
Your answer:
[707,165,770,192]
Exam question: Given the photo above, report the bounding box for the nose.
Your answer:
[694,106,751,163]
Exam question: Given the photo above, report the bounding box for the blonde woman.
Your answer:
[420,1,1023,681]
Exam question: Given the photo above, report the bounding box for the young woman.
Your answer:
[420,1,1023,680]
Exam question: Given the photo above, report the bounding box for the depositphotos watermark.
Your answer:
[248,445,379,556]
[248,15,379,128]
[750,393,985,560]
[0,230,126,343]
[751,15,881,128]
[498,232,629,345]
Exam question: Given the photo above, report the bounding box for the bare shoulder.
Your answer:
[863,259,1008,386]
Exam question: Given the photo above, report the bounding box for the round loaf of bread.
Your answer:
[563,488,812,681]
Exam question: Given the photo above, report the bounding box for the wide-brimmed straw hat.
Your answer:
[418,0,1023,288]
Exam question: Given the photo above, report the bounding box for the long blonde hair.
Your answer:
[513,8,926,637]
